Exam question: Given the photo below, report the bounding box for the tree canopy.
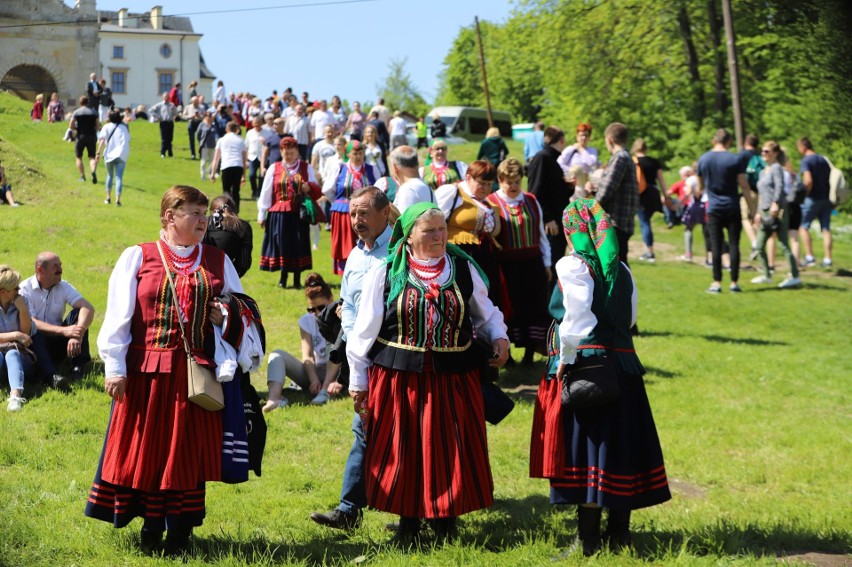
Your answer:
[436,0,852,171]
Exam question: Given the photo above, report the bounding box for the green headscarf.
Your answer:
[562,199,620,301]
[386,202,489,308]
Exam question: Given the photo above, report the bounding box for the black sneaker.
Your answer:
[71,366,84,381]
[310,509,361,530]
[92,172,97,184]
[52,374,71,391]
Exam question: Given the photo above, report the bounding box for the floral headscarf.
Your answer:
[386,202,488,308]
[562,199,619,300]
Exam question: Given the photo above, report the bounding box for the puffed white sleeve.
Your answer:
[456,161,468,179]
[468,262,508,343]
[257,168,274,222]
[533,197,553,267]
[434,184,459,218]
[346,263,387,392]
[221,254,244,294]
[557,255,597,365]
[306,164,318,184]
[97,246,143,378]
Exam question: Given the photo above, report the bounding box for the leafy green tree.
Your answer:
[375,57,430,119]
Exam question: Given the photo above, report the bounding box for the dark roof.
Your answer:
[199,53,215,80]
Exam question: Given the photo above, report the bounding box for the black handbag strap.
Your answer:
[156,240,194,357]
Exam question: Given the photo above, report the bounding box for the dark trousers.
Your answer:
[336,414,367,515]
[159,121,174,156]
[707,209,742,283]
[248,158,261,199]
[31,308,91,379]
[546,232,567,283]
[187,121,199,158]
[297,144,309,162]
[615,227,632,266]
[221,167,243,212]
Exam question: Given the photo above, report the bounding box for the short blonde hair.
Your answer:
[0,265,21,291]
[486,127,501,138]
[497,158,524,182]
[568,164,587,186]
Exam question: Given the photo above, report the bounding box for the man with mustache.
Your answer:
[310,186,392,530]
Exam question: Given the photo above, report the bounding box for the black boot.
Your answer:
[522,347,535,365]
[431,516,458,543]
[574,506,602,556]
[140,527,163,554]
[162,527,192,557]
[278,272,288,288]
[292,271,302,290]
[388,516,421,548]
[604,508,632,550]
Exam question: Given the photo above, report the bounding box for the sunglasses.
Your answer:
[306,304,328,314]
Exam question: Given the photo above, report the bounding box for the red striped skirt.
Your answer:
[330,210,356,275]
[366,364,493,518]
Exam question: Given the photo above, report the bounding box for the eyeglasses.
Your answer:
[761,149,771,154]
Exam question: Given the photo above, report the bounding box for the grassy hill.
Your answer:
[0,92,850,566]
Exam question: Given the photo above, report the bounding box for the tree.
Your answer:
[375,57,429,119]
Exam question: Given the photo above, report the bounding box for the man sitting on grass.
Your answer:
[20,251,95,390]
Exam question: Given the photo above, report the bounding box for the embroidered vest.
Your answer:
[269,160,311,213]
[423,161,461,190]
[369,256,482,373]
[331,164,378,213]
[487,192,542,251]
[544,258,643,377]
[127,242,225,373]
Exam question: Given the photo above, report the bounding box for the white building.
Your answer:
[98,6,215,109]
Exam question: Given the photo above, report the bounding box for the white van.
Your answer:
[427,106,513,141]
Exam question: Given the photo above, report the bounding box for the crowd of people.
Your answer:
[3,75,844,558]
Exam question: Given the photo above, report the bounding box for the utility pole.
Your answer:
[721,0,744,150]
[474,16,494,127]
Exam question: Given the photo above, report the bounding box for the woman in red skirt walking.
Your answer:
[85,186,256,556]
[347,202,509,545]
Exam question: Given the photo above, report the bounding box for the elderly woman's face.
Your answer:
[166,203,208,245]
[408,213,448,260]
[283,146,300,163]
[431,144,448,161]
[500,176,523,198]
[466,175,492,201]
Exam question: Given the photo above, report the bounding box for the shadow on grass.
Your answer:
[643,366,680,380]
[641,521,850,562]
[701,334,788,346]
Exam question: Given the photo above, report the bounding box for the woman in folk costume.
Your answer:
[434,159,505,310]
[486,157,551,365]
[529,200,670,556]
[328,140,379,274]
[421,140,468,190]
[85,186,260,556]
[347,202,509,545]
[257,136,323,289]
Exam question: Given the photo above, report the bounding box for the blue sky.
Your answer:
[79,0,516,107]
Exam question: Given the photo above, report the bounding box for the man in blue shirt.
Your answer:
[697,128,751,293]
[311,186,392,530]
[797,137,833,267]
[523,121,545,165]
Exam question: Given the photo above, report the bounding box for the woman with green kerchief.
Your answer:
[529,200,670,556]
[329,140,380,274]
[347,202,509,545]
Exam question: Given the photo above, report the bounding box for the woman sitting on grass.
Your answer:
[0,265,35,412]
[530,200,670,556]
[264,273,342,410]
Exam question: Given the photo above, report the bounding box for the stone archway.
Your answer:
[0,64,59,102]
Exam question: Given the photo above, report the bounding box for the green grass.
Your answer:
[1,92,851,566]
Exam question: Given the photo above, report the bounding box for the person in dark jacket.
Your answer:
[527,126,572,280]
[202,194,253,278]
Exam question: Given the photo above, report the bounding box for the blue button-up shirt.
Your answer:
[340,225,392,340]
[524,130,545,163]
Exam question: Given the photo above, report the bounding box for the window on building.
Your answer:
[111,71,126,94]
[160,43,172,59]
[158,72,173,96]
[113,45,124,59]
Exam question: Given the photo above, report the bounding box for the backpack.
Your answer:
[633,156,647,194]
[823,156,849,206]
[746,153,765,190]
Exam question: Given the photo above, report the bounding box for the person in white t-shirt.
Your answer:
[96,110,131,206]
[244,116,266,200]
[264,273,342,410]
[389,111,407,149]
[210,121,247,211]
[310,100,334,143]
[391,145,434,213]
[287,104,311,160]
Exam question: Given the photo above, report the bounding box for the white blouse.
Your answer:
[97,239,243,379]
[491,189,553,267]
[555,255,637,365]
[257,161,318,222]
[347,253,508,392]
